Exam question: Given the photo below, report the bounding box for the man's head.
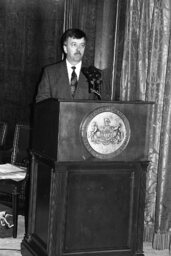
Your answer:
[61,28,87,65]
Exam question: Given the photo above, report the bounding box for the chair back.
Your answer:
[0,122,8,148]
[11,124,31,167]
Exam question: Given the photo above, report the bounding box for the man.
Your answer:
[36,28,100,102]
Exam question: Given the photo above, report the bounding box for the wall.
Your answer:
[0,0,126,145]
[0,0,64,145]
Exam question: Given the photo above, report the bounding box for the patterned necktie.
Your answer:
[71,66,78,98]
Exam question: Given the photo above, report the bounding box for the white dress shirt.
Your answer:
[66,59,82,84]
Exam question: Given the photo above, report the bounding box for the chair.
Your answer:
[11,124,31,167]
[0,122,8,150]
[0,124,31,238]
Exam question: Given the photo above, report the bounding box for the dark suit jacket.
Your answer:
[36,60,96,102]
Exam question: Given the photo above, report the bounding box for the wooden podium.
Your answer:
[21,99,153,256]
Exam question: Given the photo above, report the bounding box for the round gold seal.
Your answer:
[80,106,131,159]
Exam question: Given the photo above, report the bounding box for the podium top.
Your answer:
[32,99,154,162]
[36,98,154,105]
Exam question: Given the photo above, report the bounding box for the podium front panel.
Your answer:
[64,168,134,252]
[32,100,153,162]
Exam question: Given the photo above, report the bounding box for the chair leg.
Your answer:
[12,187,18,238]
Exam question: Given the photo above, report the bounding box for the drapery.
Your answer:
[119,0,171,250]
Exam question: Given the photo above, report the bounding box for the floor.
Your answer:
[0,215,24,256]
[0,216,170,256]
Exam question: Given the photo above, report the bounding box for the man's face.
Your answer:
[63,37,86,65]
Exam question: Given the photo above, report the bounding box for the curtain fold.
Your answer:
[119,0,171,250]
[153,27,171,250]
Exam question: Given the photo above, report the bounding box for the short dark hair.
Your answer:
[61,28,87,46]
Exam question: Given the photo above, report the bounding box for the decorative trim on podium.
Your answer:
[80,106,131,159]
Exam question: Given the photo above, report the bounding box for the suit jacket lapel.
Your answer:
[57,61,72,99]
[54,61,89,100]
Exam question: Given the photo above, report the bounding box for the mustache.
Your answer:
[74,52,81,55]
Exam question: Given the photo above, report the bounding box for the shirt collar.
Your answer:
[66,59,82,78]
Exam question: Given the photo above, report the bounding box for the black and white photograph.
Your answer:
[0,1,170,256]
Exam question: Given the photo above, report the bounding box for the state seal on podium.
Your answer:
[80,106,131,159]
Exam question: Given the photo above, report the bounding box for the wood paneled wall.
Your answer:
[0,0,126,145]
[0,0,64,145]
